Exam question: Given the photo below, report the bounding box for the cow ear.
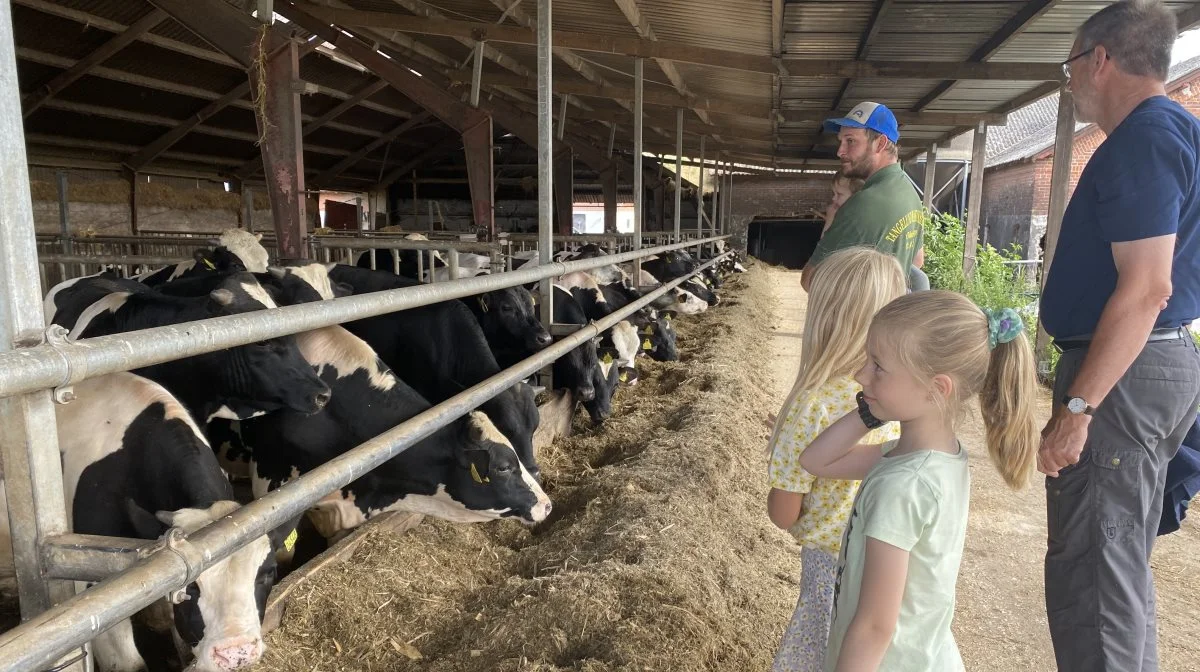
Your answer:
[208,288,236,308]
[333,282,354,298]
[459,446,491,484]
[255,233,264,241]
[324,262,337,273]
[125,499,168,540]
[266,266,287,280]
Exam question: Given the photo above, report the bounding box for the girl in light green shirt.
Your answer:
[799,291,1040,672]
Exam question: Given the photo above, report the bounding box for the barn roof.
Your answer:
[985,53,1200,168]
[14,0,1200,189]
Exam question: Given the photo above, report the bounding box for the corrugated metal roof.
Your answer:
[13,0,1200,178]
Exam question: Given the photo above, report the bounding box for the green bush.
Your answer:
[923,213,1057,383]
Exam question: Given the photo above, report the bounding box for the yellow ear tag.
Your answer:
[641,339,652,351]
[478,297,489,313]
[619,371,628,383]
[469,462,490,484]
[664,314,672,322]
[202,258,216,270]
[601,352,614,364]
[283,528,298,553]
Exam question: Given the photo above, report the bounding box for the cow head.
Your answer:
[216,229,269,274]
[476,287,551,351]
[125,500,275,672]
[630,314,678,362]
[584,355,622,425]
[262,261,343,304]
[204,276,330,419]
[450,411,551,524]
[193,247,248,276]
[554,336,599,402]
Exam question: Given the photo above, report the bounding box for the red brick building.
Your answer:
[982,55,1200,259]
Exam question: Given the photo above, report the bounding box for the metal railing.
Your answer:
[0,236,729,672]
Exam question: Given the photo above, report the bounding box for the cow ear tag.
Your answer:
[202,257,216,270]
[601,352,614,365]
[619,371,628,383]
[641,339,652,351]
[641,326,653,335]
[283,529,299,553]
[470,462,490,484]
[478,296,489,313]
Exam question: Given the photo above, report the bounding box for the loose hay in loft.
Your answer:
[254,265,803,672]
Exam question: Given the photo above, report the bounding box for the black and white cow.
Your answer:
[135,229,271,287]
[327,265,543,478]
[0,372,292,672]
[462,285,553,370]
[240,325,552,538]
[552,286,618,424]
[354,233,445,278]
[44,273,330,423]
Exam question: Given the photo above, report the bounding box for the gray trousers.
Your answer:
[1046,336,1200,672]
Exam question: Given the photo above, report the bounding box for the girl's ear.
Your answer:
[930,374,955,403]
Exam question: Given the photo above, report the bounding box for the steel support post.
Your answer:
[125,168,139,236]
[55,171,71,254]
[556,94,567,141]
[633,57,643,279]
[554,148,574,235]
[601,164,617,233]
[461,110,496,238]
[963,121,988,278]
[607,123,616,158]
[470,40,485,108]
[653,184,665,233]
[712,155,721,238]
[536,0,553,333]
[697,135,705,237]
[1036,90,1075,360]
[254,37,307,260]
[923,143,938,211]
[724,167,733,237]
[673,108,682,242]
[0,4,83,669]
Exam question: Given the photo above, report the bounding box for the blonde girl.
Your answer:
[766,246,908,672]
[800,291,1038,671]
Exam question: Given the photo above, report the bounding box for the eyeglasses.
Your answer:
[1061,46,1101,79]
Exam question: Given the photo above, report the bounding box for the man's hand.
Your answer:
[1038,407,1092,477]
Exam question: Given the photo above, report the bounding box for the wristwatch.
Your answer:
[1062,395,1096,416]
[856,392,885,429]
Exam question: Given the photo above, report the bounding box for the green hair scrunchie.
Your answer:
[985,307,1024,350]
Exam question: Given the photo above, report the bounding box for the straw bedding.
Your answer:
[254,265,802,672]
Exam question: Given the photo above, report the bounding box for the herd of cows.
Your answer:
[0,229,745,672]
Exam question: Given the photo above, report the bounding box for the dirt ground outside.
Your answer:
[253,264,1200,672]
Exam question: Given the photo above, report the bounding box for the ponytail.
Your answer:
[979,329,1039,489]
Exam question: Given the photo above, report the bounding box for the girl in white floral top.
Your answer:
[766,247,908,672]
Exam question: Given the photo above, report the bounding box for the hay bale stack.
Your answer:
[256,265,801,672]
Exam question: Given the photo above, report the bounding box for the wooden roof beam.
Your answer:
[22,8,168,118]
[609,0,719,135]
[913,0,1059,112]
[310,112,435,187]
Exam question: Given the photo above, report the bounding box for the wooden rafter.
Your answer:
[310,112,435,187]
[912,0,1058,112]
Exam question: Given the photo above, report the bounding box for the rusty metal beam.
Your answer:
[376,134,461,189]
[461,112,496,236]
[144,0,272,70]
[22,8,168,118]
[310,112,433,188]
[304,79,391,137]
[256,39,308,259]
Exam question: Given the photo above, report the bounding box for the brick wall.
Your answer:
[725,175,833,249]
[982,162,1036,255]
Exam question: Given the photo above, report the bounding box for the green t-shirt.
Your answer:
[809,163,925,273]
[824,442,970,672]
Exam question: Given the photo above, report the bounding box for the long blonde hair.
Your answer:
[768,247,907,451]
[868,291,1039,489]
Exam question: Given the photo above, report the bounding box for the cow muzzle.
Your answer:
[206,635,263,671]
[534,331,553,347]
[577,383,595,402]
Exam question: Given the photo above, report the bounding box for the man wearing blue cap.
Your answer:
[801,101,926,292]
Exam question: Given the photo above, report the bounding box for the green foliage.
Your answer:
[922,213,1057,382]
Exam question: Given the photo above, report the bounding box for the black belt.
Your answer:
[1054,327,1191,353]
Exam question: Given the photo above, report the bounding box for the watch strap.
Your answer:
[856,392,885,429]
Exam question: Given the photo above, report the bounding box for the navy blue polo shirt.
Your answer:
[1041,96,1200,339]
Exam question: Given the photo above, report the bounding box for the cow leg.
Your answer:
[91,617,148,672]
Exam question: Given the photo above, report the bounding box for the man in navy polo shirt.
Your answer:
[1038,2,1200,670]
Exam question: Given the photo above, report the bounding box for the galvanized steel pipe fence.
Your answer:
[0,244,729,672]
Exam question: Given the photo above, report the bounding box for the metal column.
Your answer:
[1036,90,1076,359]
[922,143,938,211]
[255,34,307,259]
[673,108,682,242]
[462,111,496,238]
[963,121,988,278]
[712,154,721,238]
[537,0,553,329]
[696,135,705,237]
[469,40,484,108]
[0,3,83,669]
[601,165,617,234]
[633,57,643,279]
[55,171,71,253]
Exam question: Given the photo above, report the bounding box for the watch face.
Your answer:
[1067,397,1087,414]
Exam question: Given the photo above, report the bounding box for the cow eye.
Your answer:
[495,464,513,474]
[501,303,515,313]
[254,341,271,348]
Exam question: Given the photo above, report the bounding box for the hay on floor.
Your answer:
[254,266,803,672]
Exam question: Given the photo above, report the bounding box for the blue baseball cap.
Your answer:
[823,101,900,143]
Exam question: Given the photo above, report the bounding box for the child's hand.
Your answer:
[764,412,777,430]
